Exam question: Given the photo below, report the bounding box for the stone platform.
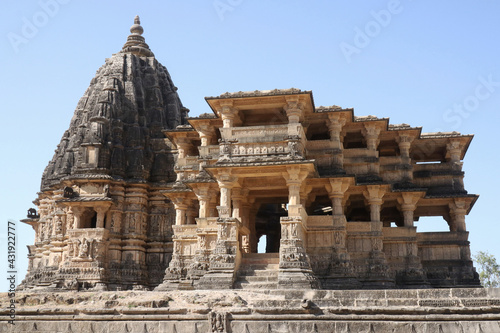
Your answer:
[2,288,500,332]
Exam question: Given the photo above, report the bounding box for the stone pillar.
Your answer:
[364,185,384,223]
[397,134,414,182]
[393,192,427,287]
[397,193,421,227]
[95,206,108,228]
[284,96,303,123]
[173,197,188,226]
[329,179,348,216]
[194,187,210,219]
[196,171,241,289]
[299,184,313,209]
[284,166,308,217]
[72,207,83,229]
[198,217,241,289]
[66,207,75,230]
[197,124,213,147]
[447,141,465,191]
[176,137,191,159]
[447,141,462,164]
[362,185,393,287]
[362,125,381,177]
[217,173,236,218]
[449,199,467,232]
[397,134,413,159]
[325,178,359,288]
[220,100,237,128]
[278,165,319,289]
[239,189,251,229]
[231,187,243,220]
[327,113,347,170]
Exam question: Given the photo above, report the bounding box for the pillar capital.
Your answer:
[396,134,414,156]
[218,100,239,128]
[284,96,305,123]
[363,185,386,205]
[94,206,109,214]
[449,198,468,213]
[397,192,422,210]
[363,185,387,222]
[326,178,350,198]
[327,112,347,125]
[446,140,462,163]
[197,124,214,146]
[362,124,381,151]
[396,133,414,145]
[327,113,347,136]
[176,137,192,159]
[326,178,351,216]
[71,206,84,216]
[217,171,238,187]
[397,192,423,227]
[283,165,308,184]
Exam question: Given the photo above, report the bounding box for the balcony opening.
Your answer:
[79,209,97,229]
[307,122,330,140]
[379,139,399,157]
[308,195,333,215]
[381,205,404,227]
[346,195,370,221]
[240,108,288,126]
[415,216,451,232]
[343,131,367,149]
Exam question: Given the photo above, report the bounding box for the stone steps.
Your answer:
[234,253,279,290]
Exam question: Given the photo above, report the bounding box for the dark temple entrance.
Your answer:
[255,203,287,253]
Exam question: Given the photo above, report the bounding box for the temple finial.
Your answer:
[121,15,153,57]
[130,15,144,36]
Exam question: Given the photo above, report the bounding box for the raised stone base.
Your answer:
[197,271,236,290]
[3,288,499,332]
[277,269,320,289]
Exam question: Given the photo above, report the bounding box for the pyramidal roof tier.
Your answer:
[41,16,188,190]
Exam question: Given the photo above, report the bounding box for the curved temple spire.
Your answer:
[121,15,154,57]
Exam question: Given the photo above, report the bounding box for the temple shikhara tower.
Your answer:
[20,17,480,292]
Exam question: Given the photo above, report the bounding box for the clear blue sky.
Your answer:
[1,1,499,292]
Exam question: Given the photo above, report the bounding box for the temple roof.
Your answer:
[41,16,187,190]
[205,88,310,100]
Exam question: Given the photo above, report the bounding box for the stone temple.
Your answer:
[9,16,500,333]
[19,16,481,293]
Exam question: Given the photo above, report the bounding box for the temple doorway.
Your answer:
[254,203,287,253]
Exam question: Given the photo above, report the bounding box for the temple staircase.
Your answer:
[234,253,279,289]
